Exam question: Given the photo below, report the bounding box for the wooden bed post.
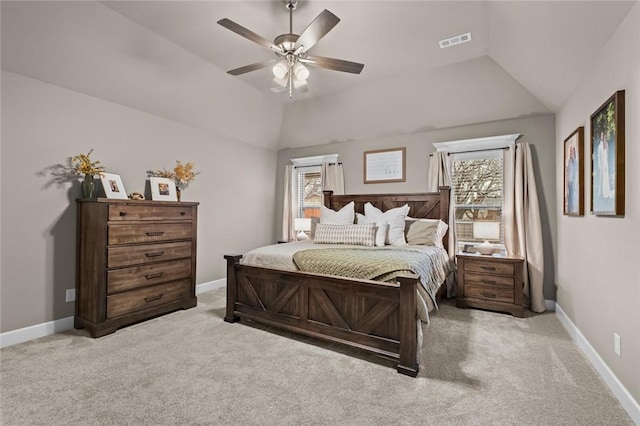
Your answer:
[224,254,242,323]
[322,190,333,208]
[397,274,419,377]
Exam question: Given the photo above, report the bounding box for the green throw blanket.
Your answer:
[293,247,415,283]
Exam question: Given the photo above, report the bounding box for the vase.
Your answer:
[176,188,181,202]
[81,175,97,199]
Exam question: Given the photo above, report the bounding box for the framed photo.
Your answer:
[150,177,178,202]
[364,147,406,184]
[590,90,625,216]
[100,173,128,199]
[563,127,584,216]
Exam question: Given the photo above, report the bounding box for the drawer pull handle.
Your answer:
[145,231,165,237]
[180,211,186,216]
[481,292,497,299]
[145,272,164,279]
[481,279,497,285]
[119,211,126,217]
[144,294,163,303]
[481,266,497,271]
[145,251,164,258]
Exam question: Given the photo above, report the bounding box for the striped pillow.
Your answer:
[313,223,376,246]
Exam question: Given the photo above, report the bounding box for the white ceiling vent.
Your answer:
[439,32,472,49]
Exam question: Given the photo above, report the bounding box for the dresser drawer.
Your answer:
[464,260,514,276]
[107,258,192,294]
[108,205,193,221]
[106,278,192,318]
[465,285,514,304]
[108,223,192,245]
[464,272,515,289]
[108,241,192,268]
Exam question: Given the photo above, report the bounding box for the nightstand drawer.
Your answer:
[464,272,515,289]
[108,223,192,245]
[107,258,192,294]
[106,278,192,318]
[465,285,514,304]
[107,241,192,268]
[108,205,193,221]
[464,260,514,276]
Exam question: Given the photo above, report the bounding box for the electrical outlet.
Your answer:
[65,288,76,303]
[614,333,621,356]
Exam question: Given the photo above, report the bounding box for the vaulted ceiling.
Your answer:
[2,1,635,150]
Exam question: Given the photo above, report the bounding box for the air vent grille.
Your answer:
[439,32,472,49]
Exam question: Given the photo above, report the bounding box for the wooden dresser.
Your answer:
[456,253,524,317]
[75,199,198,337]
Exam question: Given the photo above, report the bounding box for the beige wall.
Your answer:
[0,71,278,332]
[276,115,557,300]
[555,3,640,403]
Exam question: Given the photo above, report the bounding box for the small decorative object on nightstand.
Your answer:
[456,252,524,317]
[294,218,312,241]
[473,221,500,255]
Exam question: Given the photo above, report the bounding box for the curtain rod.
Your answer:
[294,162,342,168]
[429,146,510,157]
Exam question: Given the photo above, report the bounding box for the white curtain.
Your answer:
[427,152,457,297]
[321,162,345,195]
[503,142,545,313]
[281,165,298,242]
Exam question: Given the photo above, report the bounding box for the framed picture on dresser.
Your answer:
[590,90,625,216]
[100,173,128,199]
[563,127,584,216]
[150,177,178,201]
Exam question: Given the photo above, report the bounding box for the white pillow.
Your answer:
[356,213,389,247]
[313,223,376,246]
[359,203,410,246]
[404,217,448,248]
[320,201,355,225]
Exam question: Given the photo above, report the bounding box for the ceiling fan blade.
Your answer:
[302,55,364,74]
[227,59,277,76]
[294,9,340,54]
[217,18,283,54]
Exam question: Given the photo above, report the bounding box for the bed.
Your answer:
[224,187,451,377]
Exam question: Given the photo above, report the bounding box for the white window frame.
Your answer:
[290,154,339,219]
[434,134,519,252]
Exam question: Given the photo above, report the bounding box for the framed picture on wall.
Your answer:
[363,147,406,184]
[563,127,584,216]
[100,173,128,199]
[590,90,625,216]
[150,177,178,201]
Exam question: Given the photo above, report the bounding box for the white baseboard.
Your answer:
[0,279,226,349]
[556,303,640,425]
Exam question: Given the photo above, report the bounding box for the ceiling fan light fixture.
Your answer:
[273,76,288,88]
[272,60,289,79]
[292,62,309,81]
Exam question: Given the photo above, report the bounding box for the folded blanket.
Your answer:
[292,246,448,307]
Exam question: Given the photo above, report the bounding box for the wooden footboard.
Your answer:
[224,255,420,377]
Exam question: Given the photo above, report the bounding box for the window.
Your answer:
[298,167,322,218]
[452,153,504,244]
[433,133,518,248]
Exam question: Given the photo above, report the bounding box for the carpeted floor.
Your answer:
[0,287,633,425]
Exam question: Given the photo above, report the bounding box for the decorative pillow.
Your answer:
[320,201,355,225]
[404,218,448,248]
[313,223,376,246]
[309,217,320,239]
[355,213,389,247]
[359,203,410,246]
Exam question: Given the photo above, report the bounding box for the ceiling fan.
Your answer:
[217,0,364,98]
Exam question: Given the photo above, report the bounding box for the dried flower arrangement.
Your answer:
[70,149,106,178]
[147,161,200,190]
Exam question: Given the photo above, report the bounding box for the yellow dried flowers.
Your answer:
[70,149,105,177]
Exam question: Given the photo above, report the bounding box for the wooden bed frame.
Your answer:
[224,187,450,377]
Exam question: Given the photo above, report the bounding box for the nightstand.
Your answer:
[456,252,524,317]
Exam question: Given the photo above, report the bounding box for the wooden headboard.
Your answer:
[323,186,451,249]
